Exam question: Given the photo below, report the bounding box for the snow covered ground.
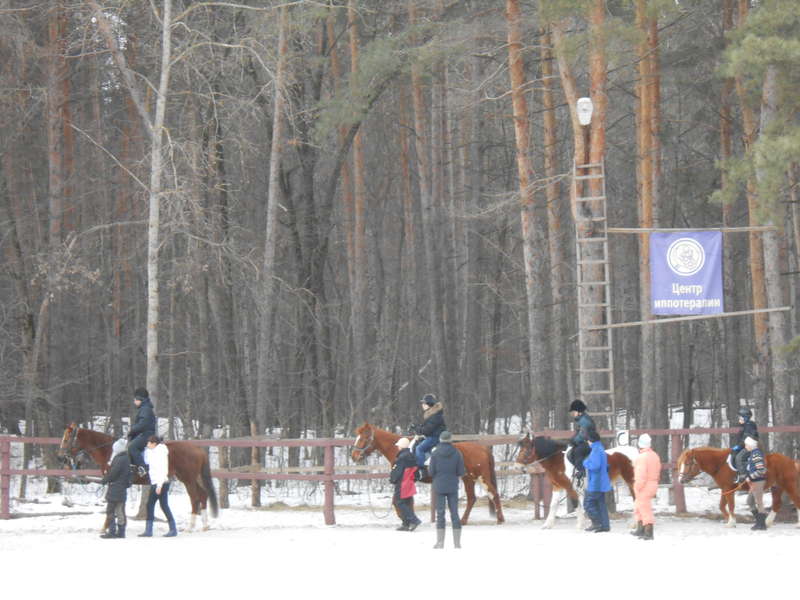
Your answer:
[2,478,798,598]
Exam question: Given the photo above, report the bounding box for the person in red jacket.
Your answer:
[632,433,661,540]
[389,437,421,531]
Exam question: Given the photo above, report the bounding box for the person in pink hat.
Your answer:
[632,433,661,540]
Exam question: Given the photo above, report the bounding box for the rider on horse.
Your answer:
[566,399,597,486]
[412,393,446,480]
[731,406,759,484]
[128,387,156,478]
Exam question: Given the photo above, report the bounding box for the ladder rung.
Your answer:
[581,346,612,351]
[577,237,608,242]
[575,162,604,169]
[575,216,607,222]
[575,196,606,202]
[577,280,609,286]
[590,411,615,417]
[577,259,608,265]
[574,174,605,180]
[578,302,609,308]
[581,390,613,395]
[578,367,613,373]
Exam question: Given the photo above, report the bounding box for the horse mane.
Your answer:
[533,436,565,458]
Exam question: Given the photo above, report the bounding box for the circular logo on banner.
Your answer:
[666,238,705,276]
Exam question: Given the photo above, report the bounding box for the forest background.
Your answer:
[1,0,798,475]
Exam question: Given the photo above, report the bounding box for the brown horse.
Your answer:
[58,423,218,531]
[676,446,800,527]
[515,433,636,529]
[350,423,504,525]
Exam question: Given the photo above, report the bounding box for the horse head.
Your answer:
[58,422,82,468]
[676,448,700,484]
[351,423,376,463]
[514,432,537,466]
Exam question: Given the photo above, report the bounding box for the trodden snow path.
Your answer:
[1,504,797,598]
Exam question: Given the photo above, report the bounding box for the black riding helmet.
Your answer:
[738,407,752,420]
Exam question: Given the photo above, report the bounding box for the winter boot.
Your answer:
[433,528,445,549]
[641,523,654,540]
[407,520,421,532]
[100,521,118,539]
[453,528,462,549]
[396,523,410,531]
[751,513,767,531]
[164,516,178,537]
[116,524,126,539]
[585,519,600,532]
[138,520,153,537]
[631,521,645,537]
[417,466,430,481]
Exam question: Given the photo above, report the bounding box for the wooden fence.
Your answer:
[2,426,798,524]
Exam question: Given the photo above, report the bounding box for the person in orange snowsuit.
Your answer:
[632,433,661,540]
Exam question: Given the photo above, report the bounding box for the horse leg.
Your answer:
[460,478,476,526]
[186,484,198,532]
[574,488,586,530]
[766,486,781,527]
[720,490,736,527]
[542,487,562,529]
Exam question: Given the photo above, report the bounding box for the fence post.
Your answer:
[323,443,335,525]
[1,437,10,519]
[670,433,686,513]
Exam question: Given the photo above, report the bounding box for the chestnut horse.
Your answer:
[58,423,218,531]
[351,423,504,525]
[515,434,636,529]
[676,446,800,527]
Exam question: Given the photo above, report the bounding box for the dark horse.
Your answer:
[351,423,504,525]
[676,446,800,528]
[515,433,636,529]
[59,423,218,531]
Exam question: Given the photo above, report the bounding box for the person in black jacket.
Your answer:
[743,436,768,531]
[389,437,422,531]
[128,387,156,477]
[430,430,464,549]
[731,407,759,483]
[565,399,597,485]
[100,439,132,539]
[413,394,446,479]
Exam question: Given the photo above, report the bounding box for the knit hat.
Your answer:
[439,430,453,443]
[134,387,149,401]
[395,437,410,449]
[637,433,652,449]
[744,436,758,449]
[738,407,752,420]
[569,399,587,413]
[109,438,128,464]
[421,394,437,407]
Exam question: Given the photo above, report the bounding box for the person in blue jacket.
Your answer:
[430,430,465,549]
[413,393,445,479]
[127,387,156,477]
[582,429,611,533]
[566,399,597,484]
[730,406,759,483]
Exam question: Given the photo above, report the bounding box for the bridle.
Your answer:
[351,427,375,459]
[59,427,113,470]
[678,451,696,484]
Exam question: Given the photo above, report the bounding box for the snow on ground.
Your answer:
[2,478,798,598]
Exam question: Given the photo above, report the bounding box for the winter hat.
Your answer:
[738,407,752,420]
[421,393,437,407]
[134,387,150,401]
[637,433,652,449]
[569,399,587,413]
[744,436,758,449]
[439,431,453,443]
[109,438,128,464]
[395,437,410,449]
[587,429,601,443]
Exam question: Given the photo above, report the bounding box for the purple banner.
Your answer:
[650,232,723,315]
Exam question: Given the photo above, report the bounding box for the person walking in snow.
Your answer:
[430,430,464,549]
[631,433,661,540]
[100,438,132,539]
[582,429,611,533]
[389,437,422,531]
[744,436,768,531]
[139,436,177,538]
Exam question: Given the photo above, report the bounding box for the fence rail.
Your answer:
[2,425,799,524]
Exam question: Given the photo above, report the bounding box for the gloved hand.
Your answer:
[127,432,134,440]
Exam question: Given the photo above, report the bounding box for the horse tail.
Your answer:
[488,450,498,516]
[201,457,219,518]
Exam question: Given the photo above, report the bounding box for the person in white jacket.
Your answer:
[138,436,177,537]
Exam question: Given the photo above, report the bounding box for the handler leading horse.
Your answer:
[676,446,800,527]
[351,423,504,525]
[515,433,636,529]
[58,423,218,531]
